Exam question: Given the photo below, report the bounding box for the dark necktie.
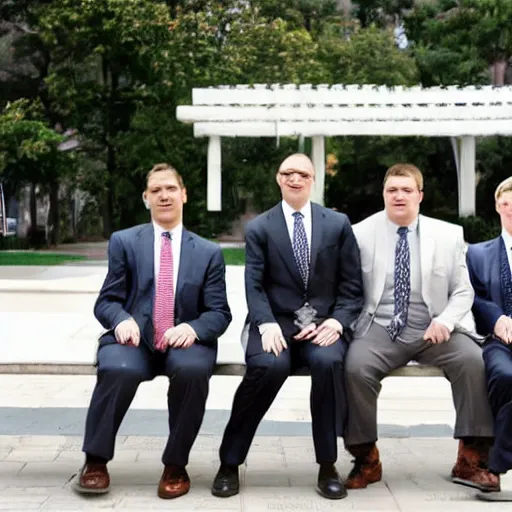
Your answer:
[387,226,410,341]
[292,212,309,289]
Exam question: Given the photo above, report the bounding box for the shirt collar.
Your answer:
[386,214,419,234]
[153,221,183,241]
[281,200,311,219]
[501,229,512,251]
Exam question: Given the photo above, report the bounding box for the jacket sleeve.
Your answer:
[435,231,474,328]
[467,244,504,335]
[186,247,232,342]
[330,217,365,333]
[93,233,132,330]
[244,223,277,326]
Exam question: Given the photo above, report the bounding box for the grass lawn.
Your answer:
[221,248,245,265]
[0,252,87,266]
[0,249,246,266]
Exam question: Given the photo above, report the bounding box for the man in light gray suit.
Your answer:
[344,163,498,492]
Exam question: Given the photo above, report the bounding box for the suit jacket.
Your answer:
[94,223,232,350]
[466,237,505,337]
[352,211,477,339]
[244,202,364,339]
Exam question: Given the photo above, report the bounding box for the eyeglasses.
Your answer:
[278,170,313,181]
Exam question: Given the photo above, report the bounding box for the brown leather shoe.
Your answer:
[74,463,110,494]
[451,440,501,492]
[158,465,191,499]
[345,444,382,489]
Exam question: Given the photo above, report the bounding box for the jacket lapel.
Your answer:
[372,212,389,306]
[267,204,304,289]
[419,215,435,305]
[176,229,194,300]
[309,203,324,282]
[137,224,154,293]
[491,237,503,308]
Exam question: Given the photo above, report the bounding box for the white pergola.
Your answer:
[176,84,512,215]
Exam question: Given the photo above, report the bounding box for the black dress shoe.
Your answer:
[212,464,239,497]
[316,463,347,499]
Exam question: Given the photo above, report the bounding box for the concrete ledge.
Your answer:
[0,362,444,377]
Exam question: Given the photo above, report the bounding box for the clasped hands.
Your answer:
[261,319,342,357]
[114,318,197,350]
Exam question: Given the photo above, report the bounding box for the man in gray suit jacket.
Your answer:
[75,163,231,499]
[344,163,498,492]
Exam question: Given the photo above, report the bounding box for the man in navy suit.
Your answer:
[467,176,512,499]
[211,154,364,500]
[75,163,232,499]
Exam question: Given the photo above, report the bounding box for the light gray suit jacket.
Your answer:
[351,211,478,340]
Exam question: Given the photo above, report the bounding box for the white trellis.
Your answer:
[176,84,512,215]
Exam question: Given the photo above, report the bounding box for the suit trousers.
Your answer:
[344,323,494,445]
[219,324,347,466]
[82,335,216,467]
[483,338,512,474]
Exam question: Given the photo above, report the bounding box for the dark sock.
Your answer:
[86,454,108,465]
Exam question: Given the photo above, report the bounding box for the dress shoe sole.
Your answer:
[211,487,239,498]
[72,479,110,495]
[315,486,347,500]
[477,491,512,501]
[451,476,500,492]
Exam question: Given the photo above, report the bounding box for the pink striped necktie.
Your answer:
[153,231,175,351]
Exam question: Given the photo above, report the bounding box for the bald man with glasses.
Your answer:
[211,153,364,500]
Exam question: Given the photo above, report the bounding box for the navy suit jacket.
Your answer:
[94,223,232,350]
[244,202,364,339]
[466,237,505,336]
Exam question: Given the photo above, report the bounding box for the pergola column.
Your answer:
[311,135,325,206]
[207,136,222,211]
[458,136,476,217]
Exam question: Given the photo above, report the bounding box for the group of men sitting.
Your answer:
[72,156,512,502]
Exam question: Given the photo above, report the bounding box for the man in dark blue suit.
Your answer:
[75,163,232,499]
[467,177,512,499]
[211,154,364,500]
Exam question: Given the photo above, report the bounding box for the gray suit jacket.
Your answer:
[352,211,478,339]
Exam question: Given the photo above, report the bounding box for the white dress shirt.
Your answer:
[281,200,312,258]
[502,229,512,272]
[153,221,182,295]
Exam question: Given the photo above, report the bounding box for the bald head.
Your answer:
[278,153,315,175]
[276,153,315,210]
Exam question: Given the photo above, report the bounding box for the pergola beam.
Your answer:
[177,84,512,213]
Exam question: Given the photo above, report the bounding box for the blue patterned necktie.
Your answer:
[500,238,512,317]
[292,212,309,289]
[387,226,410,341]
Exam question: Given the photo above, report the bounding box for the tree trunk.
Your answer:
[490,59,507,85]
[49,180,59,245]
[29,182,37,233]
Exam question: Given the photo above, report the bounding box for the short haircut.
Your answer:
[495,177,512,202]
[145,163,185,189]
[383,163,424,191]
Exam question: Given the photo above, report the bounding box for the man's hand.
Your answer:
[163,324,197,349]
[423,320,451,344]
[293,323,317,341]
[114,318,140,346]
[312,319,342,347]
[494,315,512,344]
[261,324,287,356]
